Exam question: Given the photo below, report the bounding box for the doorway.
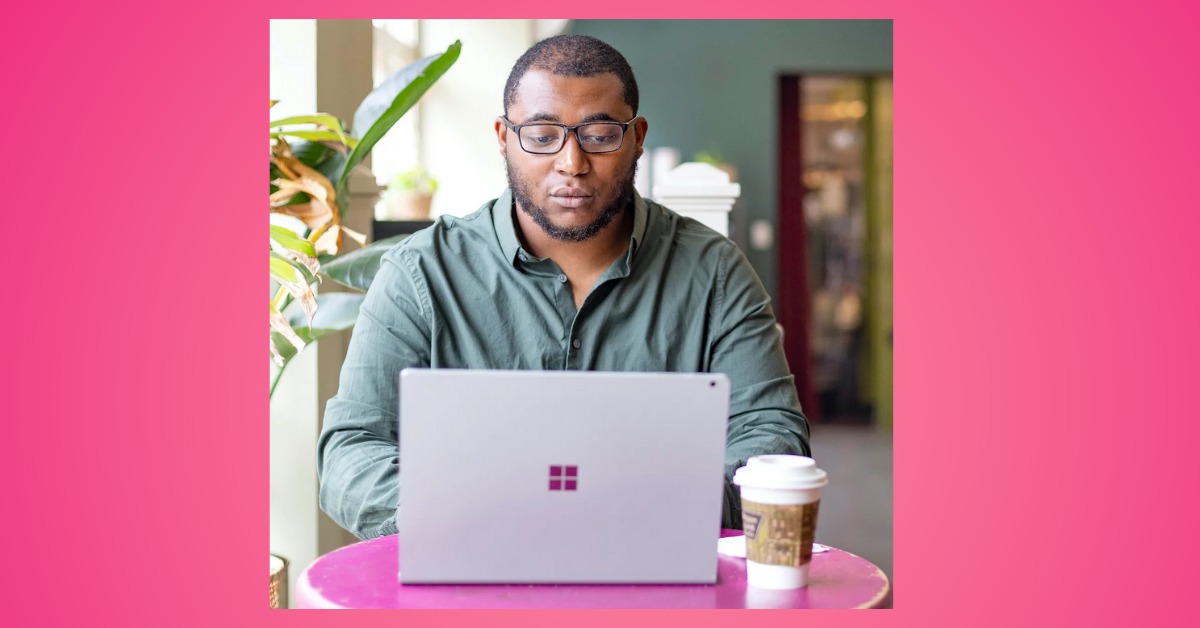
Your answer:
[777,74,893,425]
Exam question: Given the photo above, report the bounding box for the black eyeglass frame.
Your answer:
[501,115,642,154]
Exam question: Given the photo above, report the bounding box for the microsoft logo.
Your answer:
[549,465,578,491]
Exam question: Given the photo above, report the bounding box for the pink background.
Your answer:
[3,1,1199,625]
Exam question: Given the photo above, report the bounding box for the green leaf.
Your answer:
[270,114,346,133]
[270,254,304,283]
[270,130,358,147]
[269,293,366,365]
[289,140,334,168]
[290,292,364,330]
[271,114,353,148]
[270,225,316,257]
[337,40,461,209]
[317,234,408,291]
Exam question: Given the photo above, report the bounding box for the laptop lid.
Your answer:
[398,369,729,584]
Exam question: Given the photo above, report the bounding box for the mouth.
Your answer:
[549,187,593,209]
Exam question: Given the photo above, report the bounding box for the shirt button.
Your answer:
[518,253,528,262]
[572,338,581,349]
[557,273,568,283]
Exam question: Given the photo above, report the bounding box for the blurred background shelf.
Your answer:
[373,219,436,240]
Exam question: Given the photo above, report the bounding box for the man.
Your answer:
[318,34,810,540]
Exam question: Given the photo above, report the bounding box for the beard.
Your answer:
[506,156,638,243]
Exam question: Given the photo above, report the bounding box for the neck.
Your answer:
[514,199,634,273]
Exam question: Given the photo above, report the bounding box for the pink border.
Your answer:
[5,3,1200,625]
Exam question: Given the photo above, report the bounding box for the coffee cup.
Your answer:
[732,454,828,589]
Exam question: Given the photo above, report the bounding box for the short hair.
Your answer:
[503,34,639,117]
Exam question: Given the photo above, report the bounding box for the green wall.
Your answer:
[571,19,893,299]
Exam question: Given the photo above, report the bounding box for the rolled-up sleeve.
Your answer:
[317,248,431,540]
[708,244,812,529]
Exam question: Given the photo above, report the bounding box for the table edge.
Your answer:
[296,535,891,610]
[295,559,347,609]
[835,547,891,609]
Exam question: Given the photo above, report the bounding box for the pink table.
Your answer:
[295,530,890,609]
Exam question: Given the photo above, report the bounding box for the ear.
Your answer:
[495,117,508,157]
[633,116,649,160]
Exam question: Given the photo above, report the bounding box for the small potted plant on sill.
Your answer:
[693,149,739,182]
[382,166,438,220]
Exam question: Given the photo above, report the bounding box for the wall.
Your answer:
[570,19,893,299]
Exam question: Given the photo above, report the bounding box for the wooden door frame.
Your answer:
[776,74,820,422]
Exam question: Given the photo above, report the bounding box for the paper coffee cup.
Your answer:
[732,455,828,589]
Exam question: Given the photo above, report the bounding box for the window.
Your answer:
[371,20,421,218]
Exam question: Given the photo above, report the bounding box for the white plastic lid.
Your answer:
[732,455,828,490]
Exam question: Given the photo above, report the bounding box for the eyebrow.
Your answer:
[522,112,623,124]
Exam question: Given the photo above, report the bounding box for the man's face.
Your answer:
[496,69,648,242]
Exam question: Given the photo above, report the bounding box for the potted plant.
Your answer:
[693,149,739,182]
[269,41,460,397]
[270,554,288,609]
[382,166,438,220]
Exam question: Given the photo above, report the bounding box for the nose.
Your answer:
[553,130,591,178]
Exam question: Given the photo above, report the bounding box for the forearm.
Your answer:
[318,399,401,540]
[708,245,813,529]
[316,249,432,540]
[721,404,811,529]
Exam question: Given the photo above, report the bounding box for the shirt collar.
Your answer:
[493,187,650,268]
[493,187,523,265]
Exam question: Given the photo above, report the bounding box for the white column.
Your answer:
[652,162,742,238]
[314,19,379,559]
[269,18,319,608]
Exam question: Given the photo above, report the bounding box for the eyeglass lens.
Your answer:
[519,124,624,154]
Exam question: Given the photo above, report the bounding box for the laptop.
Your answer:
[398,368,730,584]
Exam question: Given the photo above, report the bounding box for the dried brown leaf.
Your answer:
[282,278,317,326]
[271,177,336,228]
[281,248,321,279]
[270,311,306,353]
[270,337,286,367]
[271,203,334,229]
[313,224,340,255]
[340,224,368,247]
[271,142,298,180]
[270,177,326,204]
[272,154,336,205]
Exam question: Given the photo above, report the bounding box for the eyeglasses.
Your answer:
[502,116,640,155]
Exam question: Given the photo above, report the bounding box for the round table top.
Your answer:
[296,530,890,609]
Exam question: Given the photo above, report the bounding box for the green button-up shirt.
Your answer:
[318,188,811,540]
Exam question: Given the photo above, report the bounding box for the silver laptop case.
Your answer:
[398,369,730,584]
